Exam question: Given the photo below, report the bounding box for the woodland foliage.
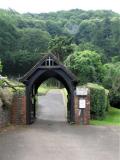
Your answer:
[0,9,120,108]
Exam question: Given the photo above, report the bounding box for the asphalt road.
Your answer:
[0,90,119,160]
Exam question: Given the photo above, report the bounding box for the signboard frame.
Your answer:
[76,87,88,96]
[79,98,86,109]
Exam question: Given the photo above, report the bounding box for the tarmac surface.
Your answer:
[36,90,67,121]
[0,90,119,160]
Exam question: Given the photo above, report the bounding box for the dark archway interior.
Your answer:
[30,69,74,123]
[33,70,72,94]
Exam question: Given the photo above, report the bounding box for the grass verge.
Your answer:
[37,86,50,95]
[90,107,120,126]
[60,88,68,106]
[37,86,58,95]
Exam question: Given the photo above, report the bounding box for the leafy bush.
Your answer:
[87,83,109,120]
[0,76,25,108]
[65,50,103,84]
[0,88,13,108]
[13,87,25,95]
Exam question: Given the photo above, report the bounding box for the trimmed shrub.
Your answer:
[87,83,109,120]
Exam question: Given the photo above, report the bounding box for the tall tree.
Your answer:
[49,35,74,61]
[0,17,19,54]
[103,62,120,108]
[0,60,2,73]
[18,28,51,53]
[65,50,103,84]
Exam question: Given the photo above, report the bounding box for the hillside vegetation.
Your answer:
[0,9,120,74]
[0,9,120,108]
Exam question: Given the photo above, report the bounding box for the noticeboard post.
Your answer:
[76,87,88,96]
[76,87,89,124]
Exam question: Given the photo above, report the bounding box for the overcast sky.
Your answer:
[0,0,120,14]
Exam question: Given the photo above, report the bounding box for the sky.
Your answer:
[0,0,120,14]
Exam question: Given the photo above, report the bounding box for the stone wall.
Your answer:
[0,92,26,129]
[0,106,10,129]
[0,88,13,129]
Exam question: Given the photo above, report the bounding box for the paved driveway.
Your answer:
[0,90,119,160]
[0,121,119,160]
[36,90,67,121]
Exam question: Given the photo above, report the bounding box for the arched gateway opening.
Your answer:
[20,54,78,124]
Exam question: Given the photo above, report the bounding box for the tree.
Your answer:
[18,28,51,53]
[49,35,74,61]
[8,50,42,76]
[0,17,19,54]
[0,8,120,76]
[75,20,96,44]
[0,60,3,86]
[103,62,120,108]
[65,50,103,84]
[46,20,63,36]
[0,60,2,73]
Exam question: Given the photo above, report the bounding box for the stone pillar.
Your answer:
[74,87,90,125]
[11,92,26,125]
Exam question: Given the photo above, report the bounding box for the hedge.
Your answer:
[87,83,109,120]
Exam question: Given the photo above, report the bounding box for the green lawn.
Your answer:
[90,107,120,126]
[37,86,50,95]
[37,86,58,95]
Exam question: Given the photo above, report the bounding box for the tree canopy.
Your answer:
[103,62,120,108]
[0,9,120,75]
[65,50,103,84]
[0,8,120,108]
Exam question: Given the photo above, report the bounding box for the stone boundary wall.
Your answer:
[0,107,10,129]
[0,92,26,129]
